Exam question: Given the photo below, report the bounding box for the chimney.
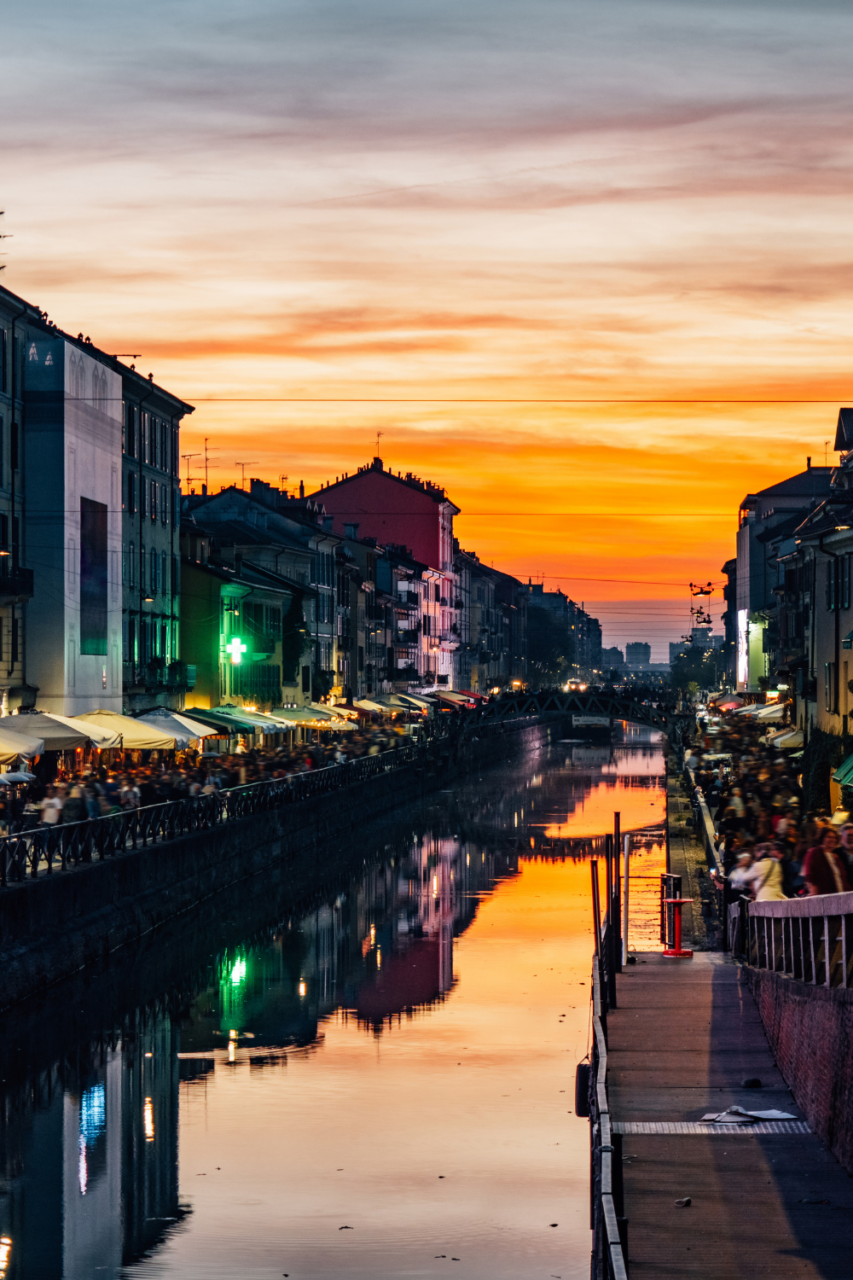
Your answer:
[299,480,305,498]
[807,456,811,470]
[201,483,207,496]
[344,522,359,539]
[372,456,383,470]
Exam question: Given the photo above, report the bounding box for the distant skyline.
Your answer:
[4,0,851,658]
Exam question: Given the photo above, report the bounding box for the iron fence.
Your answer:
[0,740,422,887]
[587,854,629,1280]
[742,891,853,987]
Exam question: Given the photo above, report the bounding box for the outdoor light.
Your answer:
[0,550,10,557]
[144,593,154,603]
[226,637,248,664]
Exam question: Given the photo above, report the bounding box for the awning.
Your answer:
[73,710,176,750]
[354,699,386,713]
[754,702,788,722]
[834,752,853,786]
[0,712,92,752]
[44,712,121,748]
[183,707,266,735]
[0,724,44,764]
[137,708,217,747]
[770,728,805,751]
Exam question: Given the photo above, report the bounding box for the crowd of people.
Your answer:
[2,718,417,833]
[688,706,851,902]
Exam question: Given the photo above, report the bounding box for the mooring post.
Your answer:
[590,858,604,1003]
[622,833,631,966]
[613,811,622,972]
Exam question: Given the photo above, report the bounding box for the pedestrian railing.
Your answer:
[588,855,629,1280]
[0,739,427,887]
[684,765,721,875]
[743,892,853,987]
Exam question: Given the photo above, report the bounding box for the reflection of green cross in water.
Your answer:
[226,637,247,664]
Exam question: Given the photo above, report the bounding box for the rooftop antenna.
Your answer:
[0,211,11,270]
[279,474,288,494]
[235,461,257,490]
[375,430,384,455]
[181,452,201,488]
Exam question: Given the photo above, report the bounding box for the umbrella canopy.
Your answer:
[771,728,804,751]
[354,699,386,713]
[0,712,92,752]
[0,725,44,764]
[137,708,216,748]
[43,712,121,748]
[215,706,290,733]
[0,771,37,784]
[74,710,176,750]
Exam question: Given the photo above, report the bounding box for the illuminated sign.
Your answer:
[226,637,248,665]
[737,609,749,687]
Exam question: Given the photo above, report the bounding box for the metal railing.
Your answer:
[0,741,425,887]
[742,891,853,987]
[588,854,629,1279]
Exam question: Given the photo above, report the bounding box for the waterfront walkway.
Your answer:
[608,952,852,1277]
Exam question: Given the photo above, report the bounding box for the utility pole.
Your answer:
[204,437,210,491]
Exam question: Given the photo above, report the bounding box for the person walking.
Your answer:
[743,844,786,901]
[803,827,851,896]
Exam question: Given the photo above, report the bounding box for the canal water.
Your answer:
[0,729,665,1280]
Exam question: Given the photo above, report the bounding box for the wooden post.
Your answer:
[613,812,622,972]
[591,858,603,1003]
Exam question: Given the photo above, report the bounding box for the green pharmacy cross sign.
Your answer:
[226,637,248,665]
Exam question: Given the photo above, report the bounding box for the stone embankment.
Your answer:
[0,718,553,1012]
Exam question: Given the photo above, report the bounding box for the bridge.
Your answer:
[472,688,694,739]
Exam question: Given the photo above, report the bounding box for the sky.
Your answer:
[4,0,853,657]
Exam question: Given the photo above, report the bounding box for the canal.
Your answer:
[0,728,666,1280]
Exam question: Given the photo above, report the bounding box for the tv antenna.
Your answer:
[279,474,288,493]
[182,452,201,488]
[235,461,257,489]
[375,430,384,455]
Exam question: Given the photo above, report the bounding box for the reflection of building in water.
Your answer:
[178,834,518,1056]
[0,1010,180,1278]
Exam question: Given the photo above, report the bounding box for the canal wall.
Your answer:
[746,966,853,1172]
[0,718,554,1011]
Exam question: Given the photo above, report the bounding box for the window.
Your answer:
[150,547,158,594]
[161,420,168,472]
[140,545,145,592]
[423,615,431,637]
[129,542,135,588]
[140,476,147,519]
[122,546,127,584]
[126,405,137,458]
[161,552,167,596]
[127,472,136,514]
[434,584,440,602]
[0,330,6,393]
[80,497,108,656]
[150,481,157,523]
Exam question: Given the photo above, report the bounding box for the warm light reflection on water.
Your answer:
[0,729,665,1280]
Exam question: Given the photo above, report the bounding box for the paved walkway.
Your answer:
[608,953,852,1278]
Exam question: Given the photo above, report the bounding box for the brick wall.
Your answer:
[747,966,853,1171]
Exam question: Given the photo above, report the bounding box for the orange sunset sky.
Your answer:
[4,0,853,656]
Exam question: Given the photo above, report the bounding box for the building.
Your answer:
[309,458,461,689]
[625,641,651,668]
[121,375,194,713]
[602,646,624,669]
[520,582,602,679]
[0,282,192,716]
[735,460,832,692]
[180,488,327,709]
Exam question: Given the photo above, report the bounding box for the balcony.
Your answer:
[0,566,34,605]
[123,660,197,692]
[394,629,420,646]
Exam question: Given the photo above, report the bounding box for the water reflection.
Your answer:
[0,729,665,1279]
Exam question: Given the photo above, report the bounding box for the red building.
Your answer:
[311,457,458,577]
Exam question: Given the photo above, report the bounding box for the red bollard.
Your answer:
[663,897,693,958]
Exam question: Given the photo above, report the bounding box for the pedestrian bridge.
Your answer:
[472,688,693,738]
